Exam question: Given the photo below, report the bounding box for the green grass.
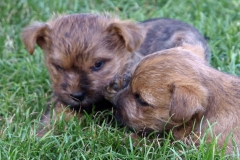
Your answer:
[0,0,240,159]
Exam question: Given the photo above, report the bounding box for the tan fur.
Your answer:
[105,44,240,153]
[21,13,210,136]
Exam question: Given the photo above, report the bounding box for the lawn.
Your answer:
[0,0,240,159]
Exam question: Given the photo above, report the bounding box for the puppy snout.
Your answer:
[70,92,85,101]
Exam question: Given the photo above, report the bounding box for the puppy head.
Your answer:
[114,47,209,133]
[22,13,145,109]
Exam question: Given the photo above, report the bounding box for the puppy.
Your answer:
[21,13,210,136]
[104,43,240,153]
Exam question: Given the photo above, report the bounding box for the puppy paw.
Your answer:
[111,73,131,91]
[103,73,131,103]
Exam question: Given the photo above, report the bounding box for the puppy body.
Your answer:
[138,18,210,60]
[22,13,210,135]
[107,44,240,152]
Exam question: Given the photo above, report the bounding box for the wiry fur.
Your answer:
[21,13,210,136]
[104,44,240,153]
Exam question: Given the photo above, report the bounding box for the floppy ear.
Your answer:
[21,22,51,55]
[169,84,208,123]
[106,21,145,52]
[180,42,205,60]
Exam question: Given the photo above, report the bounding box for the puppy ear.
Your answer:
[169,84,208,123]
[180,43,205,60]
[22,22,51,55]
[106,21,145,52]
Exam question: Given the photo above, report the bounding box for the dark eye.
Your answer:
[92,61,105,71]
[135,94,148,106]
[54,64,64,71]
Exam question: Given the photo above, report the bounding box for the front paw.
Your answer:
[103,74,131,103]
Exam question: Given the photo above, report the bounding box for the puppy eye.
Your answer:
[54,64,64,71]
[92,61,105,71]
[134,94,148,106]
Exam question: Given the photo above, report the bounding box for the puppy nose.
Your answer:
[70,92,85,101]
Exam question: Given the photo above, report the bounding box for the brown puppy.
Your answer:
[104,44,240,153]
[21,13,210,136]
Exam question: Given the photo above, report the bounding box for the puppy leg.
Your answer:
[36,108,51,137]
[36,98,83,137]
[103,73,131,103]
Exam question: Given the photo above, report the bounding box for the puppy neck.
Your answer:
[124,51,144,74]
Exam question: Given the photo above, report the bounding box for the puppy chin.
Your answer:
[55,93,85,110]
[57,92,111,113]
[124,119,164,138]
[114,109,127,127]
[135,129,163,138]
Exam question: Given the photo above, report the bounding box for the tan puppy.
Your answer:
[21,13,210,136]
[104,44,240,153]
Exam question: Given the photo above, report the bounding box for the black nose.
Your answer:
[70,92,85,101]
